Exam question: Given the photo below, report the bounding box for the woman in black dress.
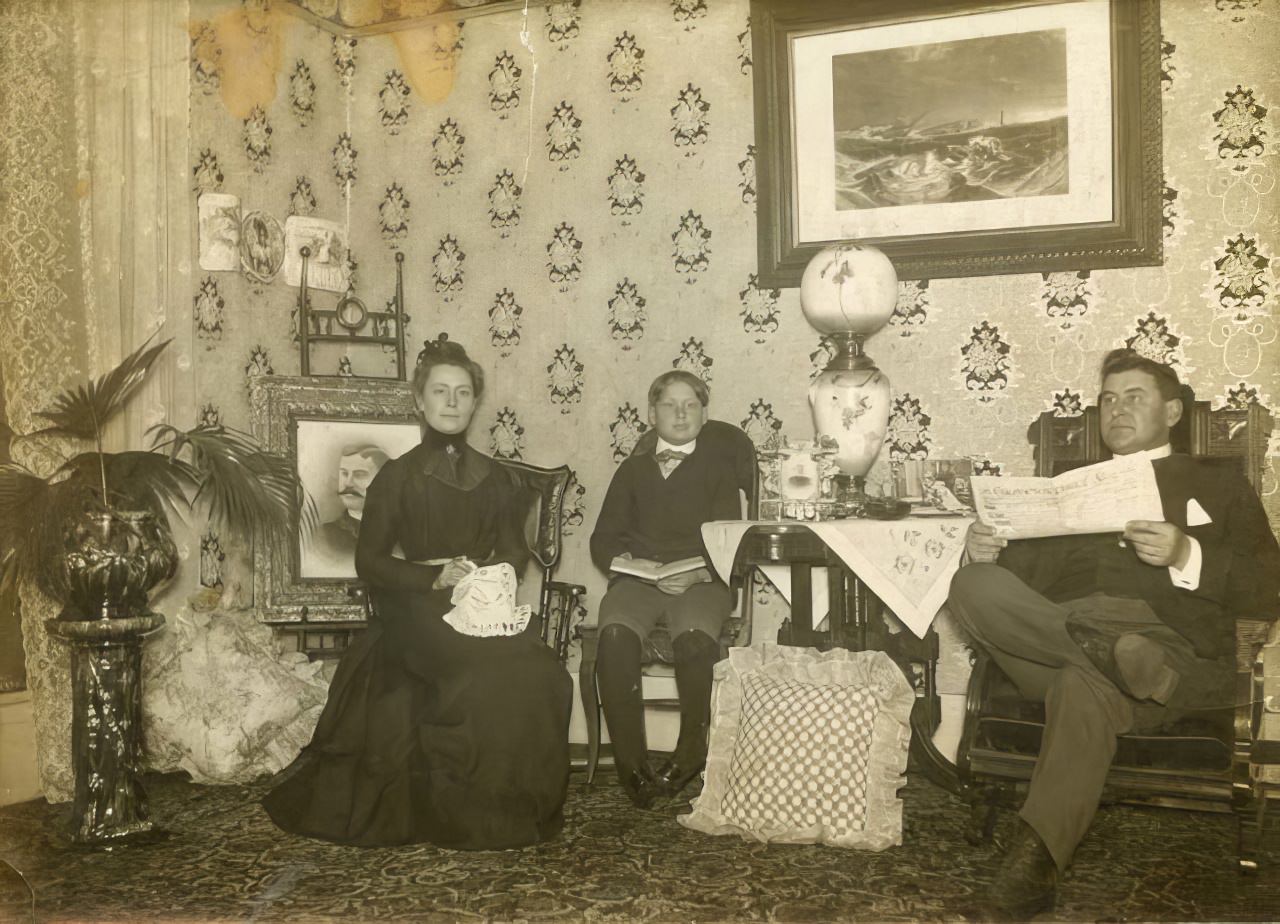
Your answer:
[264,338,572,849]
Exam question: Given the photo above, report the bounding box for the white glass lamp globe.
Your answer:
[799,243,899,336]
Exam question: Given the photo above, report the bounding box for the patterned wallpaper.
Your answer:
[187,0,1279,640]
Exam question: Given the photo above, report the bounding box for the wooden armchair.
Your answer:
[290,459,585,664]
[576,421,759,782]
[955,396,1279,870]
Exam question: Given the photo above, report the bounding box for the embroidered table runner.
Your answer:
[701,517,972,639]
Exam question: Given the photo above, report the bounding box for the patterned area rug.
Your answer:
[0,772,1275,922]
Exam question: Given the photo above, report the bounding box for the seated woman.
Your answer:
[263,337,572,849]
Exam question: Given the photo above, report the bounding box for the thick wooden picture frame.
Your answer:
[752,0,1163,284]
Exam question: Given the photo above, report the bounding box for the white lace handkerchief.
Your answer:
[442,562,532,637]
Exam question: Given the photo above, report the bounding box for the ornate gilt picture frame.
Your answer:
[250,375,419,624]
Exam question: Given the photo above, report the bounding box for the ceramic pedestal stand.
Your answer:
[45,612,166,846]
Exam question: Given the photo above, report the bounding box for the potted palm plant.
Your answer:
[0,335,305,624]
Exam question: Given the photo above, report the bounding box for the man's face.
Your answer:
[415,363,477,435]
[337,453,381,515]
[648,381,707,446]
[1098,369,1181,455]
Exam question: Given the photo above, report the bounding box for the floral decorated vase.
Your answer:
[800,243,898,479]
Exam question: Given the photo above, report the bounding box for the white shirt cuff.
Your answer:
[1168,537,1202,590]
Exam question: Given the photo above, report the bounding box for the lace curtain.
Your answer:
[0,0,194,801]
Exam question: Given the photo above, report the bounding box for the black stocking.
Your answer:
[596,623,648,779]
[671,628,721,768]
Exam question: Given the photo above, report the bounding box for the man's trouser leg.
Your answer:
[949,564,1134,870]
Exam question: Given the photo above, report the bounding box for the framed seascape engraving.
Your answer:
[250,376,420,623]
[751,0,1163,285]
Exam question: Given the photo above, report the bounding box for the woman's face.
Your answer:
[416,364,477,434]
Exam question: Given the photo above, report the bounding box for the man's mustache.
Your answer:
[339,488,365,498]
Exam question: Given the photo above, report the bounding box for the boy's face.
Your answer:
[648,381,706,446]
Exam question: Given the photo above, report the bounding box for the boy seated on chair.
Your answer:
[589,370,747,808]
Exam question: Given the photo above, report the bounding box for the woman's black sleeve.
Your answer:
[355,461,441,593]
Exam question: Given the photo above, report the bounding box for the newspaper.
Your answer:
[969,457,1165,539]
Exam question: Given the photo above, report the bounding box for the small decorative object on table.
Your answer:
[800,243,898,506]
[0,336,302,846]
[758,436,843,520]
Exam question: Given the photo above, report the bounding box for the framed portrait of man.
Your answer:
[250,376,420,624]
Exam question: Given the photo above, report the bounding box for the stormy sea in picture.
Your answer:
[831,28,1070,211]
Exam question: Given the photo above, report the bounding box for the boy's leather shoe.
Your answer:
[619,762,662,810]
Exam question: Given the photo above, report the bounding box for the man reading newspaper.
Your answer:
[949,349,1280,919]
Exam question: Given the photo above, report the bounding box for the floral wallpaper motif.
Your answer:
[243,106,272,171]
[671,210,710,277]
[607,156,645,218]
[432,119,465,179]
[1212,85,1268,159]
[739,274,779,342]
[608,32,643,98]
[548,344,584,413]
[379,70,411,134]
[959,321,1013,403]
[671,83,710,149]
[546,222,583,289]
[195,277,226,341]
[674,337,713,382]
[289,176,316,216]
[545,1,582,46]
[609,403,647,460]
[488,52,521,113]
[887,395,933,461]
[331,132,357,189]
[1041,271,1094,329]
[490,407,525,460]
[890,281,930,336]
[193,148,224,193]
[488,288,523,355]
[331,35,355,85]
[607,278,647,347]
[290,60,316,126]
[546,101,583,165]
[488,170,522,234]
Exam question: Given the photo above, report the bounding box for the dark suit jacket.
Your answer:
[997,454,1280,659]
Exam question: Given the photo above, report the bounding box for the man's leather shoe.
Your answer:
[654,757,704,796]
[988,820,1058,920]
[618,763,662,810]
[1065,622,1179,703]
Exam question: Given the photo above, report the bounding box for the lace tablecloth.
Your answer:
[702,517,972,639]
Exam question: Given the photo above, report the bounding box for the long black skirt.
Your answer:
[263,587,572,849]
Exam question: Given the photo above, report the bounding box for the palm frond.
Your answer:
[32,333,170,441]
[0,462,47,553]
[148,424,311,546]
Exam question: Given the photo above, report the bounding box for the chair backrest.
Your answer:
[495,458,571,571]
[1029,396,1274,492]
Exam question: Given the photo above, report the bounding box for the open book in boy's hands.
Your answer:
[970,456,1165,540]
[609,555,707,583]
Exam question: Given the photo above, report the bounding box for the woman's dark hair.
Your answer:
[413,333,484,399]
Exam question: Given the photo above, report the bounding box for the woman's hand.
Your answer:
[432,557,476,589]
